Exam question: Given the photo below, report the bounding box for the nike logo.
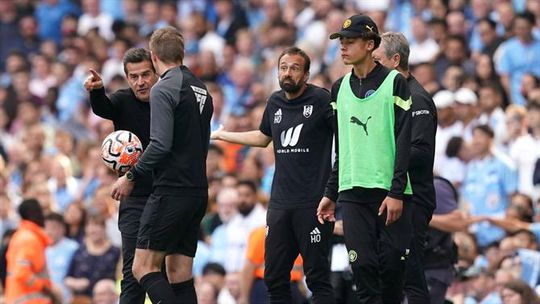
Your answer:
[350,116,371,136]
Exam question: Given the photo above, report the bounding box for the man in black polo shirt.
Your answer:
[111,27,213,304]
[211,46,335,304]
[84,47,157,304]
[372,31,437,303]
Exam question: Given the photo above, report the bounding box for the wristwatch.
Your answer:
[125,170,135,182]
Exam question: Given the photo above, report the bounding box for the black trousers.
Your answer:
[264,207,335,304]
[118,196,147,304]
[341,201,412,304]
[404,203,434,304]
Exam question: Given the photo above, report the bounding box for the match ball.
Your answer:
[101,130,143,174]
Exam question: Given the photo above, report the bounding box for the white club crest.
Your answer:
[303,105,313,118]
[274,109,282,124]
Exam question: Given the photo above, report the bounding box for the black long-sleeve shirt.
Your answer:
[324,63,412,203]
[408,75,437,209]
[130,66,213,196]
[89,87,152,197]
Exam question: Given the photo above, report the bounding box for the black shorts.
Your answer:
[118,196,147,237]
[136,193,207,256]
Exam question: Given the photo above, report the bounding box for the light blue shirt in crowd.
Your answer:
[46,238,79,302]
[462,153,518,246]
[496,37,540,105]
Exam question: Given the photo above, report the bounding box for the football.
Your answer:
[101,130,143,174]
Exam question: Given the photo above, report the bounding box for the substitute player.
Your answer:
[372,32,437,303]
[317,15,413,304]
[111,27,213,304]
[211,46,335,304]
[84,48,158,304]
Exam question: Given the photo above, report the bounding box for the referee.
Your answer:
[112,27,213,304]
[211,47,335,304]
[84,48,157,304]
[317,15,413,303]
[372,32,437,303]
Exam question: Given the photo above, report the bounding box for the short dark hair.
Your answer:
[477,17,497,29]
[18,198,44,226]
[45,212,66,225]
[122,48,153,74]
[149,26,185,64]
[237,179,258,194]
[527,101,540,112]
[202,262,226,276]
[360,31,382,50]
[446,136,464,158]
[473,124,495,138]
[278,46,311,73]
[515,11,536,25]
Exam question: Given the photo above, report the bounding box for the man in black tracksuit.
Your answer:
[373,32,437,303]
[84,48,157,304]
[112,27,213,304]
[317,15,413,304]
[212,47,335,304]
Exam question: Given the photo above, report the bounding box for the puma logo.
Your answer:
[350,116,372,136]
[365,25,374,32]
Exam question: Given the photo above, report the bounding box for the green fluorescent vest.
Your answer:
[336,69,412,194]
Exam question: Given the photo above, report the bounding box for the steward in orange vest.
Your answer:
[5,199,56,304]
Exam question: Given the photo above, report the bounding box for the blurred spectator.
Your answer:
[65,215,120,300]
[0,0,23,72]
[439,136,471,189]
[48,153,80,212]
[209,187,239,267]
[5,199,58,303]
[454,87,480,142]
[509,102,540,201]
[461,125,518,248]
[77,0,114,41]
[503,105,528,151]
[408,16,439,65]
[29,54,58,99]
[64,201,87,244]
[220,180,266,273]
[0,193,17,244]
[500,279,540,304]
[87,185,120,247]
[477,84,507,146]
[433,90,461,175]
[214,0,248,44]
[520,73,540,102]
[139,0,167,37]
[464,268,502,303]
[45,212,79,302]
[496,11,540,105]
[18,15,41,57]
[476,18,504,60]
[434,35,475,83]
[34,0,80,45]
[196,280,219,304]
[92,279,119,304]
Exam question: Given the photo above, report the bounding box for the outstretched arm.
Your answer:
[211,126,271,148]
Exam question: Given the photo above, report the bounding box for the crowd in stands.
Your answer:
[1,0,540,303]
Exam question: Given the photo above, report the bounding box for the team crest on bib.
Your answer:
[303,105,313,118]
[274,109,282,123]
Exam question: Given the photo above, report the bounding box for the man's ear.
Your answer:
[392,54,401,70]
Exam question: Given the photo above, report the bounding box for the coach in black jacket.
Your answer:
[84,48,158,304]
[373,32,437,303]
